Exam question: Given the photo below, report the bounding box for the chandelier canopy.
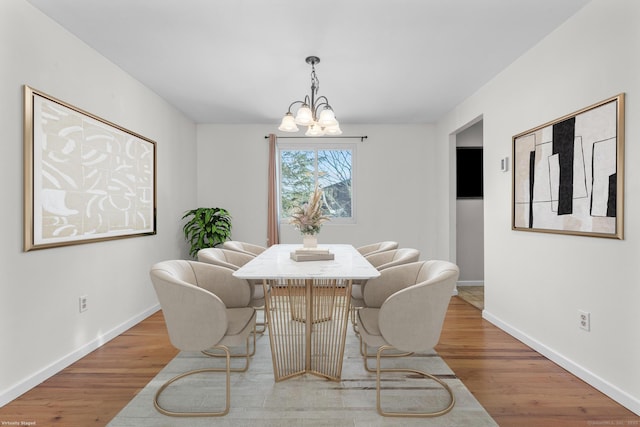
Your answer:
[278,56,342,136]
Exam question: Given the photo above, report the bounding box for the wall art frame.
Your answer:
[24,85,157,251]
[512,93,624,239]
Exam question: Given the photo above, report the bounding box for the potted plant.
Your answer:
[289,186,330,247]
[182,207,232,258]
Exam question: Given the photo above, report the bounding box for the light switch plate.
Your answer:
[500,156,509,172]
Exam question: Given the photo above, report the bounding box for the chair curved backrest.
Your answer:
[197,248,254,269]
[222,241,266,257]
[356,241,399,256]
[150,260,252,351]
[197,247,265,308]
[350,248,420,310]
[364,260,459,353]
[365,248,420,271]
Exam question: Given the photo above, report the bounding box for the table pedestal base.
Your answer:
[263,278,352,382]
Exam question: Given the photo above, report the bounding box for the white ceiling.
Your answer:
[26,0,590,125]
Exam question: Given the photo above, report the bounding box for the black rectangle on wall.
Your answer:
[456,147,483,199]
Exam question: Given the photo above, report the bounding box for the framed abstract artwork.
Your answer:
[23,85,157,251]
[512,93,624,239]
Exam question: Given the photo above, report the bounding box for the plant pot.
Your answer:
[303,234,318,248]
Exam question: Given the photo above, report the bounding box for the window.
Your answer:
[279,143,355,223]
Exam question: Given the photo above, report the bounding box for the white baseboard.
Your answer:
[0,304,160,408]
[457,280,484,286]
[482,309,640,416]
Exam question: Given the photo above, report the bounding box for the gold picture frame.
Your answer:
[24,85,157,251]
[512,93,624,239]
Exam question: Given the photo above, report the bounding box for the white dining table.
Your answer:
[233,244,380,381]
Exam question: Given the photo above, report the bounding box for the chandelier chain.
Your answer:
[311,65,319,93]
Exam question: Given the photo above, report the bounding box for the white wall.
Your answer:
[0,0,197,406]
[436,0,640,414]
[196,124,441,259]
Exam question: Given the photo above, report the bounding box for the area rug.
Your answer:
[108,326,497,427]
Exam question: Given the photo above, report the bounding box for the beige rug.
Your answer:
[108,326,497,427]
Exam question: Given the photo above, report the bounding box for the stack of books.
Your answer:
[290,247,335,262]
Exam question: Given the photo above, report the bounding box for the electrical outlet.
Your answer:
[578,310,590,331]
[79,295,88,313]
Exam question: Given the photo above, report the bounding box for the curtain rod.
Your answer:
[265,135,367,142]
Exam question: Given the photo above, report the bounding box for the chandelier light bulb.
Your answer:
[323,122,343,136]
[318,107,338,127]
[294,104,313,126]
[278,113,299,132]
[305,123,325,136]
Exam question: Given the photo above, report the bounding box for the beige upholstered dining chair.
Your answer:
[197,247,254,270]
[197,248,268,333]
[356,260,459,417]
[149,260,256,417]
[351,248,421,312]
[356,241,399,256]
[222,240,266,257]
[365,248,421,270]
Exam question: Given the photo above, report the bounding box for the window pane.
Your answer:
[318,150,352,218]
[280,150,315,216]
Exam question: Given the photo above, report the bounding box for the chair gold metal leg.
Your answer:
[360,335,370,365]
[201,333,255,370]
[254,281,272,334]
[255,309,267,334]
[374,345,455,418]
[360,335,413,363]
[350,305,361,335]
[154,345,231,417]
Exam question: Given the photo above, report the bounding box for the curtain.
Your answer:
[267,133,279,246]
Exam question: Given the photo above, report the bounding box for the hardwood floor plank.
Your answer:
[0,297,636,426]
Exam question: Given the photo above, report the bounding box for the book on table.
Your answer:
[294,247,331,254]
[290,247,334,261]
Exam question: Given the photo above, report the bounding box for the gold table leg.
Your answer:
[305,278,313,372]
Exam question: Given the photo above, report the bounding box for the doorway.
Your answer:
[454,120,484,309]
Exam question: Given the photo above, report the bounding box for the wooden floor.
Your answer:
[0,297,637,426]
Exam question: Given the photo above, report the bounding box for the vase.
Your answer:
[303,234,318,248]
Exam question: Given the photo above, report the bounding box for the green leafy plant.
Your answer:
[182,207,232,258]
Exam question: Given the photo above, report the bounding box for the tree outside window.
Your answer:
[279,144,354,222]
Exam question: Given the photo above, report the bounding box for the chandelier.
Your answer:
[278,56,342,136]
